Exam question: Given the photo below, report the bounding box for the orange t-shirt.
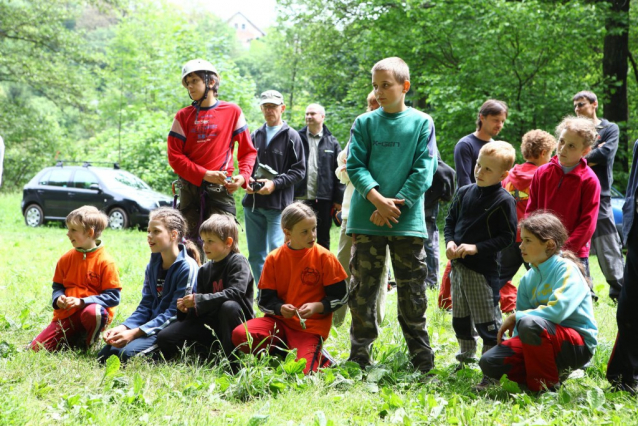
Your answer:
[52,246,121,322]
[259,243,347,340]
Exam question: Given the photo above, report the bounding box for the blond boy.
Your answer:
[346,57,438,374]
[444,141,517,386]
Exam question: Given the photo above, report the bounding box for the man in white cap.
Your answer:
[242,90,306,283]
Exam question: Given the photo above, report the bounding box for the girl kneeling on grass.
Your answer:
[231,202,348,374]
[97,208,200,362]
[479,211,598,392]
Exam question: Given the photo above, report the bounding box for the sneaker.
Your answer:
[473,375,498,391]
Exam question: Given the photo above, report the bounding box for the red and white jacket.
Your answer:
[167,101,256,187]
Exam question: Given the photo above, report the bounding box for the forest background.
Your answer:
[1,0,638,195]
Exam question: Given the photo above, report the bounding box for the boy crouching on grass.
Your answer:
[157,214,254,363]
[444,141,517,388]
[346,57,438,376]
[30,206,121,352]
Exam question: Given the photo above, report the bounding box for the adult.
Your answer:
[573,90,624,302]
[294,104,345,249]
[439,100,509,309]
[454,99,508,188]
[607,139,638,393]
[242,90,306,284]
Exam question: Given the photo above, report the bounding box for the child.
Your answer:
[346,57,438,375]
[444,141,517,385]
[332,90,388,327]
[30,206,121,352]
[98,208,200,362]
[499,130,557,312]
[231,202,348,374]
[607,139,638,393]
[167,59,257,252]
[525,117,600,294]
[479,212,598,392]
[157,214,254,362]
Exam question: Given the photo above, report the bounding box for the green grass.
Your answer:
[0,191,634,425]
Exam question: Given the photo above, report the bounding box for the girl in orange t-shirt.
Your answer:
[232,202,347,374]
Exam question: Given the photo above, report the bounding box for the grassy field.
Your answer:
[0,191,634,425]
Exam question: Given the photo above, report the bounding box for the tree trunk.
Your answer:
[601,0,630,173]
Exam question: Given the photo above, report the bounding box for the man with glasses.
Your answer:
[573,90,623,302]
[242,90,306,284]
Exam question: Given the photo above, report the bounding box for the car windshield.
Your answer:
[98,170,151,191]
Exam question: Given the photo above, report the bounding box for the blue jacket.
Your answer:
[122,244,199,335]
[622,139,638,246]
[515,254,598,354]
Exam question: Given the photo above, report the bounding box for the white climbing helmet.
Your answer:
[181,59,219,87]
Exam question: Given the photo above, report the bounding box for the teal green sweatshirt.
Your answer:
[515,255,598,354]
[346,107,437,238]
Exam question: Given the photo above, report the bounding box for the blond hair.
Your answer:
[200,214,239,254]
[281,202,316,232]
[479,140,516,171]
[66,206,108,239]
[371,57,410,84]
[521,129,557,160]
[556,116,598,148]
[366,90,379,112]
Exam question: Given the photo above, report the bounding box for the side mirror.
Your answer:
[89,183,101,192]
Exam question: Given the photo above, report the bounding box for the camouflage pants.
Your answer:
[178,178,236,258]
[348,234,434,372]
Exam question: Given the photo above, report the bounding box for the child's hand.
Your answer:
[370,210,386,227]
[375,198,404,227]
[105,327,142,348]
[225,175,245,194]
[102,325,126,344]
[177,294,195,313]
[203,170,228,185]
[280,304,297,319]
[56,295,68,309]
[497,313,516,344]
[456,244,478,258]
[298,302,324,318]
[446,241,458,260]
[64,297,84,310]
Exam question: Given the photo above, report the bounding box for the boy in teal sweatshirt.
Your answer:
[346,57,438,375]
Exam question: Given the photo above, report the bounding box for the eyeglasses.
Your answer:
[574,102,588,108]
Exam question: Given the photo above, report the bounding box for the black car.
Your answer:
[22,162,173,229]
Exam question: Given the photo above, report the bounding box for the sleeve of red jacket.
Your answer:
[525,171,540,217]
[167,111,207,186]
[233,112,257,189]
[565,176,600,253]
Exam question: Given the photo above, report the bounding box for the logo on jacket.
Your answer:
[373,141,400,147]
[301,268,321,286]
[212,279,224,293]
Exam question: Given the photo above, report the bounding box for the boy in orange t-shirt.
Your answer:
[232,202,347,374]
[30,206,121,352]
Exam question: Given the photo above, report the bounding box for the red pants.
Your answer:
[232,316,331,375]
[479,316,591,392]
[438,260,518,313]
[30,304,108,352]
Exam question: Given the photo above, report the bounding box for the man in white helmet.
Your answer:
[167,59,257,253]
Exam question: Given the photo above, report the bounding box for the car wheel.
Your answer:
[24,204,44,227]
[108,207,129,230]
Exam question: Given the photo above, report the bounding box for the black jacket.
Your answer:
[178,252,254,322]
[294,125,345,204]
[242,122,306,210]
[444,183,516,289]
[588,118,619,197]
[424,158,456,209]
